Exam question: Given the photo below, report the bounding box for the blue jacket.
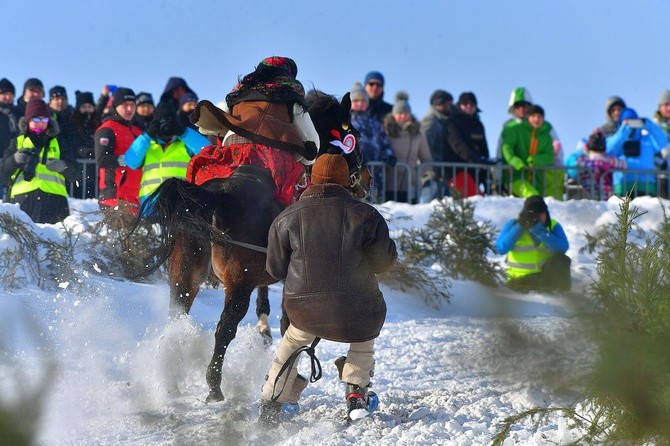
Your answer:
[496,219,569,255]
[606,119,667,186]
[125,127,208,170]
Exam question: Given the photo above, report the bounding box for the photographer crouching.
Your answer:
[0,99,78,223]
[495,195,571,292]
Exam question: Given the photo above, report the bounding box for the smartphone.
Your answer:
[626,118,644,129]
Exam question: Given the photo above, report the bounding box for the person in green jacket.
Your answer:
[501,105,563,199]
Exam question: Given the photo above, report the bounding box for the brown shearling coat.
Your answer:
[266,183,397,342]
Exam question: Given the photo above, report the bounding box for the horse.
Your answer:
[134,90,368,403]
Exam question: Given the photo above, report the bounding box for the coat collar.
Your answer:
[300,183,353,199]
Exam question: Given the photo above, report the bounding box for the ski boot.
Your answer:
[345,383,379,423]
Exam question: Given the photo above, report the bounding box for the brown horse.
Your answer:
[134,91,369,402]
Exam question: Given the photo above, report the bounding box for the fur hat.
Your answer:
[0,78,15,95]
[49,85,67,99]
[350,82,368,104]
[75,90,95,109]
[112,87,136,108]
[311,153,350,187]
[392,91,411,114]
[25,98,50,121]
[364,71,385,86]
[526,104,545,117]
[135,92,154,106]
[430,89,453,106]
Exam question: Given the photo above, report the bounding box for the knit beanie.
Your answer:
[508,87,532,111]
[112,87,136,108]
[659,90,670,106]
[0,78,15,95]
[311,153,350,187]
[392,91,411,114]
[519,195,549,223]
[350,82,368,103]
[526,104,545,117]
[152,103,176,123]
[25,99,51,121]
[135,92,154,106]
[179,92,198,109]
[430,89,453,106]
[364,71,385,86]
[457,92,481,111]
[23,78,44,93]
[49,85,67,99]
[75,90,95,109]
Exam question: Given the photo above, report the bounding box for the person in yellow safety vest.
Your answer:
[495,195,571,292]
[124,103,209,208]
[0,98,79,224]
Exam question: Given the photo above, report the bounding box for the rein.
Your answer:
[270,337,322,402]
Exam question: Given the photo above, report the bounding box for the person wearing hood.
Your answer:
[363,71,392,123]
[177,92,199,131]
[605,107,668,197]
[94,87,143,211]
[0,99,78,223]
[501,105,563,199]
[495,195,570,292]
[383,92,432,203]
[158,77,196,110]
[598,96,626,138]
[124,103,208,208]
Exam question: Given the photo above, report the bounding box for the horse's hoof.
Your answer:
[206,389,225,403]
[261,331,273,346]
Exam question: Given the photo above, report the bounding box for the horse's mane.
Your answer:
[305,89,356,155]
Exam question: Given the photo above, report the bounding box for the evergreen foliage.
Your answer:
[396,193,504,287]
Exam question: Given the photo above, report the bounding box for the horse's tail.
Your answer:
[131,177,220,278]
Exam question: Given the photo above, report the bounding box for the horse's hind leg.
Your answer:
[254,286,272,343]
[168,235,211,316]
[206,283,254,403]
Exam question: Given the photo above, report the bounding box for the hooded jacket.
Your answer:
[266,183,397,342]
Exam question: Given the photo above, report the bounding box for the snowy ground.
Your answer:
[0,195,667,445]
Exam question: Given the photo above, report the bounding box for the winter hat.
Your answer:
[49,85,67,99]
[586,129,606,152]
[23,78,44,93]
[430,89,453,106]
[617,107,638,124]
[519,195,549,223]
[310,153,350,187]
[25,98,51,121]
[112,87,136,108]
[457,92,481,112]
[350,82,368,103]
[605,96,626,118]
[507,87,532,112]
[659,90,670,106]
[392,91,411,114]
[178,92,198,109]
[152,103,177,123]
[364,71,385,86]
[74,90,95,109]
[225,56,305,109]
[135,92,154,106]
[526,104,545,117]
[0,78,15,95]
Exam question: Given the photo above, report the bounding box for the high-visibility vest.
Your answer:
[10,135,67,199]
[138,139,191,200]
[505,219,558,280]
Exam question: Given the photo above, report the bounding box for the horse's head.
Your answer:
[305,90,371,199]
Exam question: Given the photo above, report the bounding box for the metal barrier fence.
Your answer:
[65,159,670,203]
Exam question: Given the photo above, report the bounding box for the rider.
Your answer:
[186,56,320,206]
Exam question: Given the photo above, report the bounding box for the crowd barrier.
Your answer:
[66,159,670,203]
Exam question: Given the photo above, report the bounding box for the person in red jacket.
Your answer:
[94,88,143,211]
[260,153,397,424]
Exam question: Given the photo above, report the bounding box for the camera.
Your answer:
[22,148,41,181]
[626,118,644,129]
[158,119,172,135]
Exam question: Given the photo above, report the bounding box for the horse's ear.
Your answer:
[340,92,352,118]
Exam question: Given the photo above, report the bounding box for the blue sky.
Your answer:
[5,0,669,156]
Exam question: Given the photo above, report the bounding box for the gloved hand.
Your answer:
[518,210,539,229]
[13,150,31,165]
[117,155,126,167]
[526,156,535,166]
[146,120,161,139]
[386,154,397,167]
[46,159,67,173]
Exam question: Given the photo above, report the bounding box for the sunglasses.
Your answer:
[367,82,382,87]
[31,117,49,124]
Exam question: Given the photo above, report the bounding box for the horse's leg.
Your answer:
[254,286,272,343]
[168,235,211,317]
